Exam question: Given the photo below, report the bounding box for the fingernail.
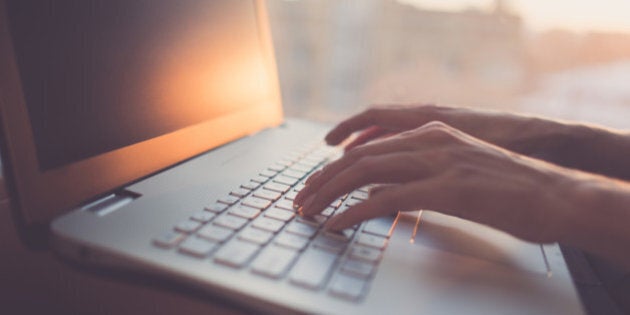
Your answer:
[305,170,321,185]
[301,194,316,215]
[294,188,308,206]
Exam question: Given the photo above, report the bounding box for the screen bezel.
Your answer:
[0,0,283,246]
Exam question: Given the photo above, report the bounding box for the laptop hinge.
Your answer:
[81,190,140,217]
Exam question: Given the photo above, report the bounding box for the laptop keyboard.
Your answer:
[152,143,395,302]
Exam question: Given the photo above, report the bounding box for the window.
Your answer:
[268,0,630,129]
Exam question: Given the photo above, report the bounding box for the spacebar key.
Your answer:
[289,249,337,290]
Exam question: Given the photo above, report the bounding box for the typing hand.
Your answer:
[296,121,577,244]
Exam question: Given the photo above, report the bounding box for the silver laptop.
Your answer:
[0,1,584,314]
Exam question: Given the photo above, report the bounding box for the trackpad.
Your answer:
[408,211,549,275]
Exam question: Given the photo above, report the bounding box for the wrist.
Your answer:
[561,175,630,269]
[534,119,596,168]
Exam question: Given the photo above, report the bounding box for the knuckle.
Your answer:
[416,104,450,124]
[354,156,379,174]
[451,163,479,179]
[345,146,366,161]
[418,121,459,140]
[423,120,449,130]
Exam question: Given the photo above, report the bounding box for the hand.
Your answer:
[326,104,578,166]
[296,121,578,243]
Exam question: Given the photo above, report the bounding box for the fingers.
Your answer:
[295,134,420,207]
[300,152,436,216]
[325,179,454,230]
[325,107,409,145]
[296,121,460,208]
[369,184,401,197]
[344,126,390,151]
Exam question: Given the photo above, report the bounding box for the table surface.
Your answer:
[0,178,247,315]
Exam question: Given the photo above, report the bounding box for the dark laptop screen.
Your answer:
[6,0,268,171]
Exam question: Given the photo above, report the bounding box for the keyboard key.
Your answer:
[345,198,362,207]
[218,195,240,206]
[213,215,248,230]
[264,208,295,222]
[253,189,282,201]
[251,245,299,279]
[274,233,309,251]
[259,169,278,178]
[287,151,304,159]
[197,225,234,243]
[263,182,290,193]
[289,249,338,290]
[284,191,298,201]
[329,274,367,301]
[281,161,298,169]
[228,205,261,220]
[288,163,313,173]
[205,203,228,213]
[321,207,336,217]
[282,169,307,179]
[153,231,186,248]
[303,156,325,165]
[297,159,320,168]
[313,234,348,254]
[324,228,355,242]
[356,233,388,249]
[251,175,269,184]
[273,175,299,186]
[268,163,287,172]
[349,246,382,263]
[350,191,369,201]
[175,220,202,233]
[241,181,261,190]
[238,227,273,245]
[358,186,370,194]
[242,196,272,210]
[190,211,216,223]
[252,217,285,233]
[178,237,217,258]
[336,205,349,216]
[340,259,375,278]
[230,188,250,198]
[285,222,318,238]
[293,183,306,192]
[330,199,343,209]
[296,215,327,227]
[214,240,260,269]
[363,216,395,238]
[274,199,296,211]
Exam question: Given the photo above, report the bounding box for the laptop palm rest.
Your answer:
[397,211,549,275]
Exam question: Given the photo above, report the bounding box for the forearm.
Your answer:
[560,176,630,271]
[514,118,630,181]
[566,126,630,181]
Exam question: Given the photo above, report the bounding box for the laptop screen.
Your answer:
[7,0,271,171]
[0,0,282,228]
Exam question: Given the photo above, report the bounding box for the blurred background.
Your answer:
[266,0,630,129]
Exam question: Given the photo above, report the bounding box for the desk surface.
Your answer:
[0,179,245,315]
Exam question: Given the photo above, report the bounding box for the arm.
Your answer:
[295,121,630,270]
[326,104,630,180]
[565,177,630,270]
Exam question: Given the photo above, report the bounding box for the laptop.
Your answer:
[0,1,584,314]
